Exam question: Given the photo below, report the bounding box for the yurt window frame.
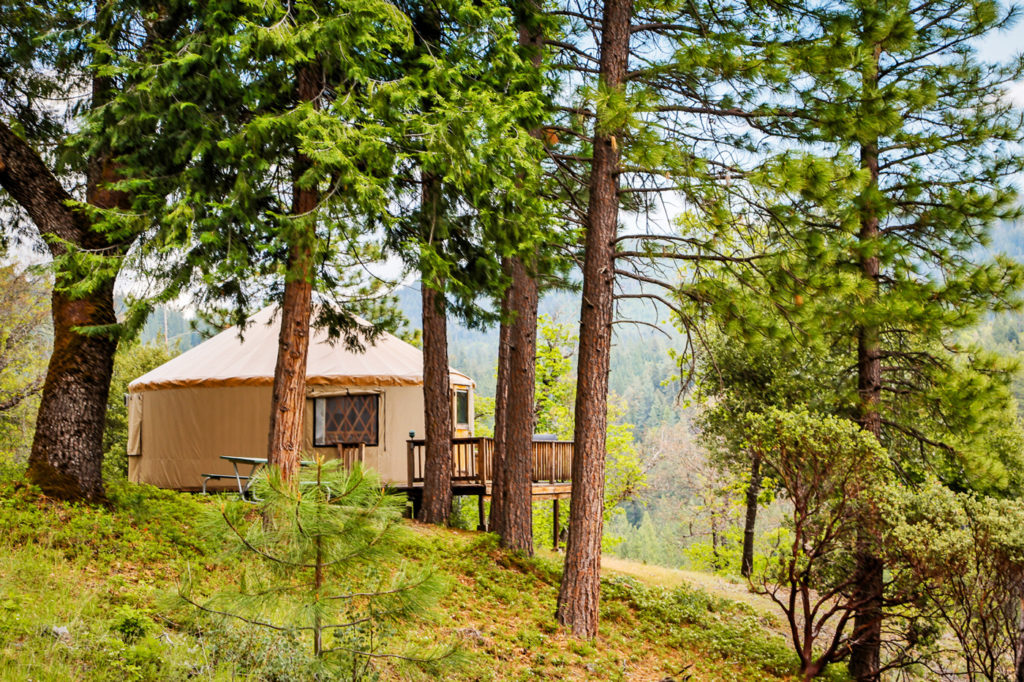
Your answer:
[454,387,470,428]
[312,392,381,447]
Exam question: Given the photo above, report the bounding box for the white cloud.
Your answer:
[1007,81,1024,107]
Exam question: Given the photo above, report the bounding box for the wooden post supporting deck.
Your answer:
[477,494,487,531]
[553,498,561,550]
[407,440,415,488]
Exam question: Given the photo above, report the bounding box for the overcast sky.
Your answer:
[979,17,1024,105]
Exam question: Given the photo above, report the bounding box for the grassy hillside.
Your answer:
[0,473,814,681]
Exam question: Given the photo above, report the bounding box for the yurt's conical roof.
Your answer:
[129,306,473,392]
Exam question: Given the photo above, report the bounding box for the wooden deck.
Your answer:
[402,436,573,493]
[393,480,572,500]
[396,437,574,542]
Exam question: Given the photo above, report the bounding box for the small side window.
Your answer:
[455,389,470,427]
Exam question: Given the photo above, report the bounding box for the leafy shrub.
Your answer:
[109,606,154,643]
[600,575,799,677]
[0,477,214,566]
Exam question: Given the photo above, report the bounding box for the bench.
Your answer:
[201,473,250,494]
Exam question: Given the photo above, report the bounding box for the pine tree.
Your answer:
[181,461,451,678]
[0,0,198,500]
[547,0,766,636]
[769,3,1024,674]
[487,0,561,554]
[680,0,1024,673]
[381,0,552,525]
[98,0,414,482]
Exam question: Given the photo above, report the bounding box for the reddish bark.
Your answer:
[266,245,313,481]
[420,278,453,524]
[267,62,320,482]
[490,3,545,548]
[849,44,884,682]
[489,275,513,536]
[555,0,632,637]
[493,256,539,553]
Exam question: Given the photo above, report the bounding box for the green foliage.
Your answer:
[744,407,890,676]
[0,458,802,680]
[685,0,1024,497]
[696,332,845,471]
[600,576,803,678]
[882,480,1024,677]
[380,0,558,328]
[610,511,677,567]
[108,606,153,644]
[182,462,453,679]
[95,0,416,337]
[102,341,176,481]
[0,477,214,565]
[531,315,647,525]
[0,262,50,466]
[533,314,576,437]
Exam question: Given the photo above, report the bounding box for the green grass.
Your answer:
[0,475,815,681]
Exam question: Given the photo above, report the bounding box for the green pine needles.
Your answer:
[179,461,455,680]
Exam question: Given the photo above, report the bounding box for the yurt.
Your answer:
[126,307,475,490]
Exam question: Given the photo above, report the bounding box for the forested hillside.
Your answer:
[5,0,1024,675]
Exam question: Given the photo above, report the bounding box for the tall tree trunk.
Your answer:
[267,244,313,481]
[489,274,513,536]
[490,5,545,552]
[555,0,631,637]
[740,451,762,579]
[411,0,452,526]
[494,256,539,553]
[420,274,453,524]
[4,4,183,501]
[267,62,320,482]
[28,150,126,501]
[849,42,884,679]
[27,282,118,501]
[1,63,130,501]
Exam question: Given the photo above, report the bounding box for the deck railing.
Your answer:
[405,436,573,487]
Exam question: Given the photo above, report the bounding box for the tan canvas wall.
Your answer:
[127,393,143,456]
[128,380,469,490]
[129,385,271,490]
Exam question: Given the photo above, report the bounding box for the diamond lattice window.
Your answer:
[313,394,379,446]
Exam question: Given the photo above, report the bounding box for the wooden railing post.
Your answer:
[407,440,415,487]
[553,498,561,550]
[475,438,485,485]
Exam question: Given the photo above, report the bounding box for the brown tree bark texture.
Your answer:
[0,115,126,502]
[850,43,884,677]
[420,279,453,524]
[266,251,313,481]
[555,0,632,637]
[495,256,539,553]
[491,0,548,555]
[740,452,762,579]
[412,2,452,526]
[28,284,118,501]
[267,63,320,482]
[489,277,513,536]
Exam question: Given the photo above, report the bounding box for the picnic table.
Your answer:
[202,456,314,497]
